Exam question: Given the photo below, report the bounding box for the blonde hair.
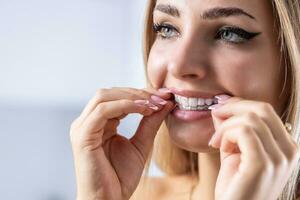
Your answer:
[139,0,300,199]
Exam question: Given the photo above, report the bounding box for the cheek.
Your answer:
[147,43,168,87]
[213,49,281,100]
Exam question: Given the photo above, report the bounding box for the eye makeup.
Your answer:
[215,26,261,44]
[153,22,179,39]
[152,22,261,44]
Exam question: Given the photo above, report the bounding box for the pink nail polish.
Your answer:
[208,134,217,146]
[208,104,223,110]
[134,99,149,106]
[208,135,214,146]
[151,95,168,105]
[158,88,172,93]
[134,100,160,110]
[215,94,231,103]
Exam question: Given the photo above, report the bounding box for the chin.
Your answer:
[165,113,218,152]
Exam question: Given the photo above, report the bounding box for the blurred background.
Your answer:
[0,0,163,199]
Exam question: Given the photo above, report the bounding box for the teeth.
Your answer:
[198,98,205,106]
[205,99,213,106]
[175,95,180,103]
[181,96,188,105]
[174,94,217,110]
[179,104,209,111]
[188,98,198,107]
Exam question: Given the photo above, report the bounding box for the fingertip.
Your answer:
[208,104,223,111]
[144,108,154,116]
[158,87,172,93]
[164,101,176,112]
[210,108,220,116]
[155,93,172,101]
[155,88,173,98]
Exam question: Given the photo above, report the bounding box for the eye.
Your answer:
[152,23,179,39]
[215,26,261,44]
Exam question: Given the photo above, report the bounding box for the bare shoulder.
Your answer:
[130,175,195,200]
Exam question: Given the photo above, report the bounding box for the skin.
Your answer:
[70,87,175,200]
[146,0,299,199]
[70,0,299,199]
[148,0,286,152]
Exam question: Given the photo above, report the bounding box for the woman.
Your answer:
[70,0,300,199]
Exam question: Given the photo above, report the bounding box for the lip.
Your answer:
[167,87,227,98]
[171,107,212,121]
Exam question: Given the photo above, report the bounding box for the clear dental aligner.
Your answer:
[178,104,212,111]
[174,95,219,111]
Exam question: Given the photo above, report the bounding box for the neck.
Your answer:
[192,151,220,200]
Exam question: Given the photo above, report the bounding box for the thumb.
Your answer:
[209,104,229,162]
[209,104,225,131]
[129,101,175,161]
[209,94,238,132]
[209,102,238,163]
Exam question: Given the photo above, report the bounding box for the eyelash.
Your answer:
[153,23,179,39]
[215,26,261,43]
[152,23,261,44]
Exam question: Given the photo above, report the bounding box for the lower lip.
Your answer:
[171,106,212,122]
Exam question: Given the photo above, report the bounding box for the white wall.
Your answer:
[0,1,164,200]
[0,0,147,106]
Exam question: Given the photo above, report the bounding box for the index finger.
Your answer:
[212,99,293,153]
[78,87,166,124]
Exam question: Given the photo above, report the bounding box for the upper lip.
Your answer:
[167,87,228,99]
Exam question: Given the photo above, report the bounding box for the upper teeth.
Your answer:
[174,94,218,109]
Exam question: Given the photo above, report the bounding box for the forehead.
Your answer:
[154,0,275,31]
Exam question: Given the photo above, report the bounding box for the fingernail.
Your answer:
[215,94,231,103]
[134,100,160,110]
[134,99,149,106]
[151,95,168,105]
[134,100,158,110]
[208,104,223,110]
[208,133,217,147]
[158,87,172,93]
[148,102,159,110]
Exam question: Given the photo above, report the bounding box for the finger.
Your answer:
[111,87,174,115]
[81,99,161,134]
[102,119,120,144]
[104,118,120,133]
[112,86,173,100]
[209,96,240,130]
[77,88,158,124]
[129,101,175,162]
[219,125,269,168]
[116,113,127,120]
[212,113,284,164]
[102,119,119,140]
[113,102,158,121]
[112,87,174,109]
[212,100,295,157]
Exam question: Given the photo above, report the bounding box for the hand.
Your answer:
[69,87,175,200]
[209,97,300,200]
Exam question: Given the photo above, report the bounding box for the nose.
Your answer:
[168,36,209,80]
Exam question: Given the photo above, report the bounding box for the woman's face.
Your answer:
[147,0,287,152]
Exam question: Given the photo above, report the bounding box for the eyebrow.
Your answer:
[154,4,256,21]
